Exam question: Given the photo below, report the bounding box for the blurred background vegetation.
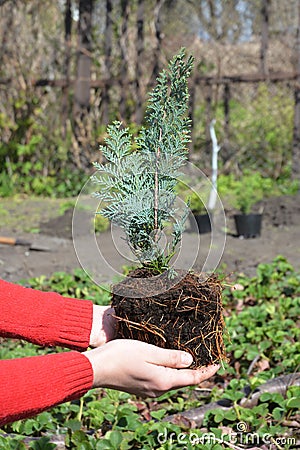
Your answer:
[0,0,299,198]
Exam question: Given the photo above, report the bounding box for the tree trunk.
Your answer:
[188,74,196,157]
[260,0,270,76]
[205,84,213,153]
[119,0,129,122]
[135,0,145,124]
[148,0,164,89]
[74,0,93,115]
[102,0,113,125]
[73,0,94,169]
[222,82,231,161]
[292,0,300,180]
[62,0,72,139]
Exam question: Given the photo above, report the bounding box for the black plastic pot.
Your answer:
[190,213,212,234]
[234,213,262,238]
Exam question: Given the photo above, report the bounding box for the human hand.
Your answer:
[84,339,219,397]
[89,305,116,347]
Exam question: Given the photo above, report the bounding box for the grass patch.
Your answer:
[0,257,299,449]
[0,196,77,233]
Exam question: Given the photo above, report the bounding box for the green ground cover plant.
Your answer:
[1,256,299,449]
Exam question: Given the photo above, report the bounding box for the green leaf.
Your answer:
[65,419,82,431]
[105,430,123,449]
[272,407,284,421]
[150,409,167,420]
[105,413,116,422]
[260,392,272,402]
[233,348,244,359]
[286,397,300,409]
[28,437,56,450]
[223,409,237,421]
[70,430,90,447]
[214,412,225,423]
[96,440,113,450]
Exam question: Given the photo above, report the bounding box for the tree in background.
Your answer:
[134,0,145,124]
[102,0,112,125]
[292,0,300,179]
[0,0,299,187]
[62,0,72,140]
[118,0,129,121]
[72,0,94,168]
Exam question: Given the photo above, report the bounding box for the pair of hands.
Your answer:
[84,305,219,398]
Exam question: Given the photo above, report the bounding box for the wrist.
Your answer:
[83,346,109,388]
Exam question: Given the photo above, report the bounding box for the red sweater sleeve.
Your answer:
[0,279,93,350]
[0,351,93,425]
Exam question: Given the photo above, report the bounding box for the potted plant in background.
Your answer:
[92,50,227,368]
[231,172,271,238]
[189,191,212,234]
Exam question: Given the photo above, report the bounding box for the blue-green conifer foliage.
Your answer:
[93,49,194,269]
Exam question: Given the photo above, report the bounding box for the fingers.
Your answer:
[84,339,220,398]
[168,363,220,389]
[146,364,220,397]
[133,341,219,379]
[143,343,194,368]
[142,343,220,395]
[144,364,220,397]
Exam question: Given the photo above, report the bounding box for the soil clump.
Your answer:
[112,267,227,368]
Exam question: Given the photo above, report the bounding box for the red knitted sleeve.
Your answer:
[0,279,93,350]
[0,351,93,425]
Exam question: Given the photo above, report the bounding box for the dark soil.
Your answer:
[0,193,299,283]
[257,192,300,227]
[39,208,75,239]
[112,267,227,368]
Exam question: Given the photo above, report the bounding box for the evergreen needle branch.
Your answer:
[92,49,194,271]
[154,127,162,241]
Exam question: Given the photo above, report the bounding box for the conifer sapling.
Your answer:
[93,50,192,271]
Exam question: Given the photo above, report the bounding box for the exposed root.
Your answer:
[111,269,228,368]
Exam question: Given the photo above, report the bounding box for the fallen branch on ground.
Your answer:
[163,372,300,428]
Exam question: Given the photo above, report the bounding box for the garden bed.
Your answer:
[0,193,299,282]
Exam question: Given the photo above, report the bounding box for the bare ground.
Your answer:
[0,193,299,283]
